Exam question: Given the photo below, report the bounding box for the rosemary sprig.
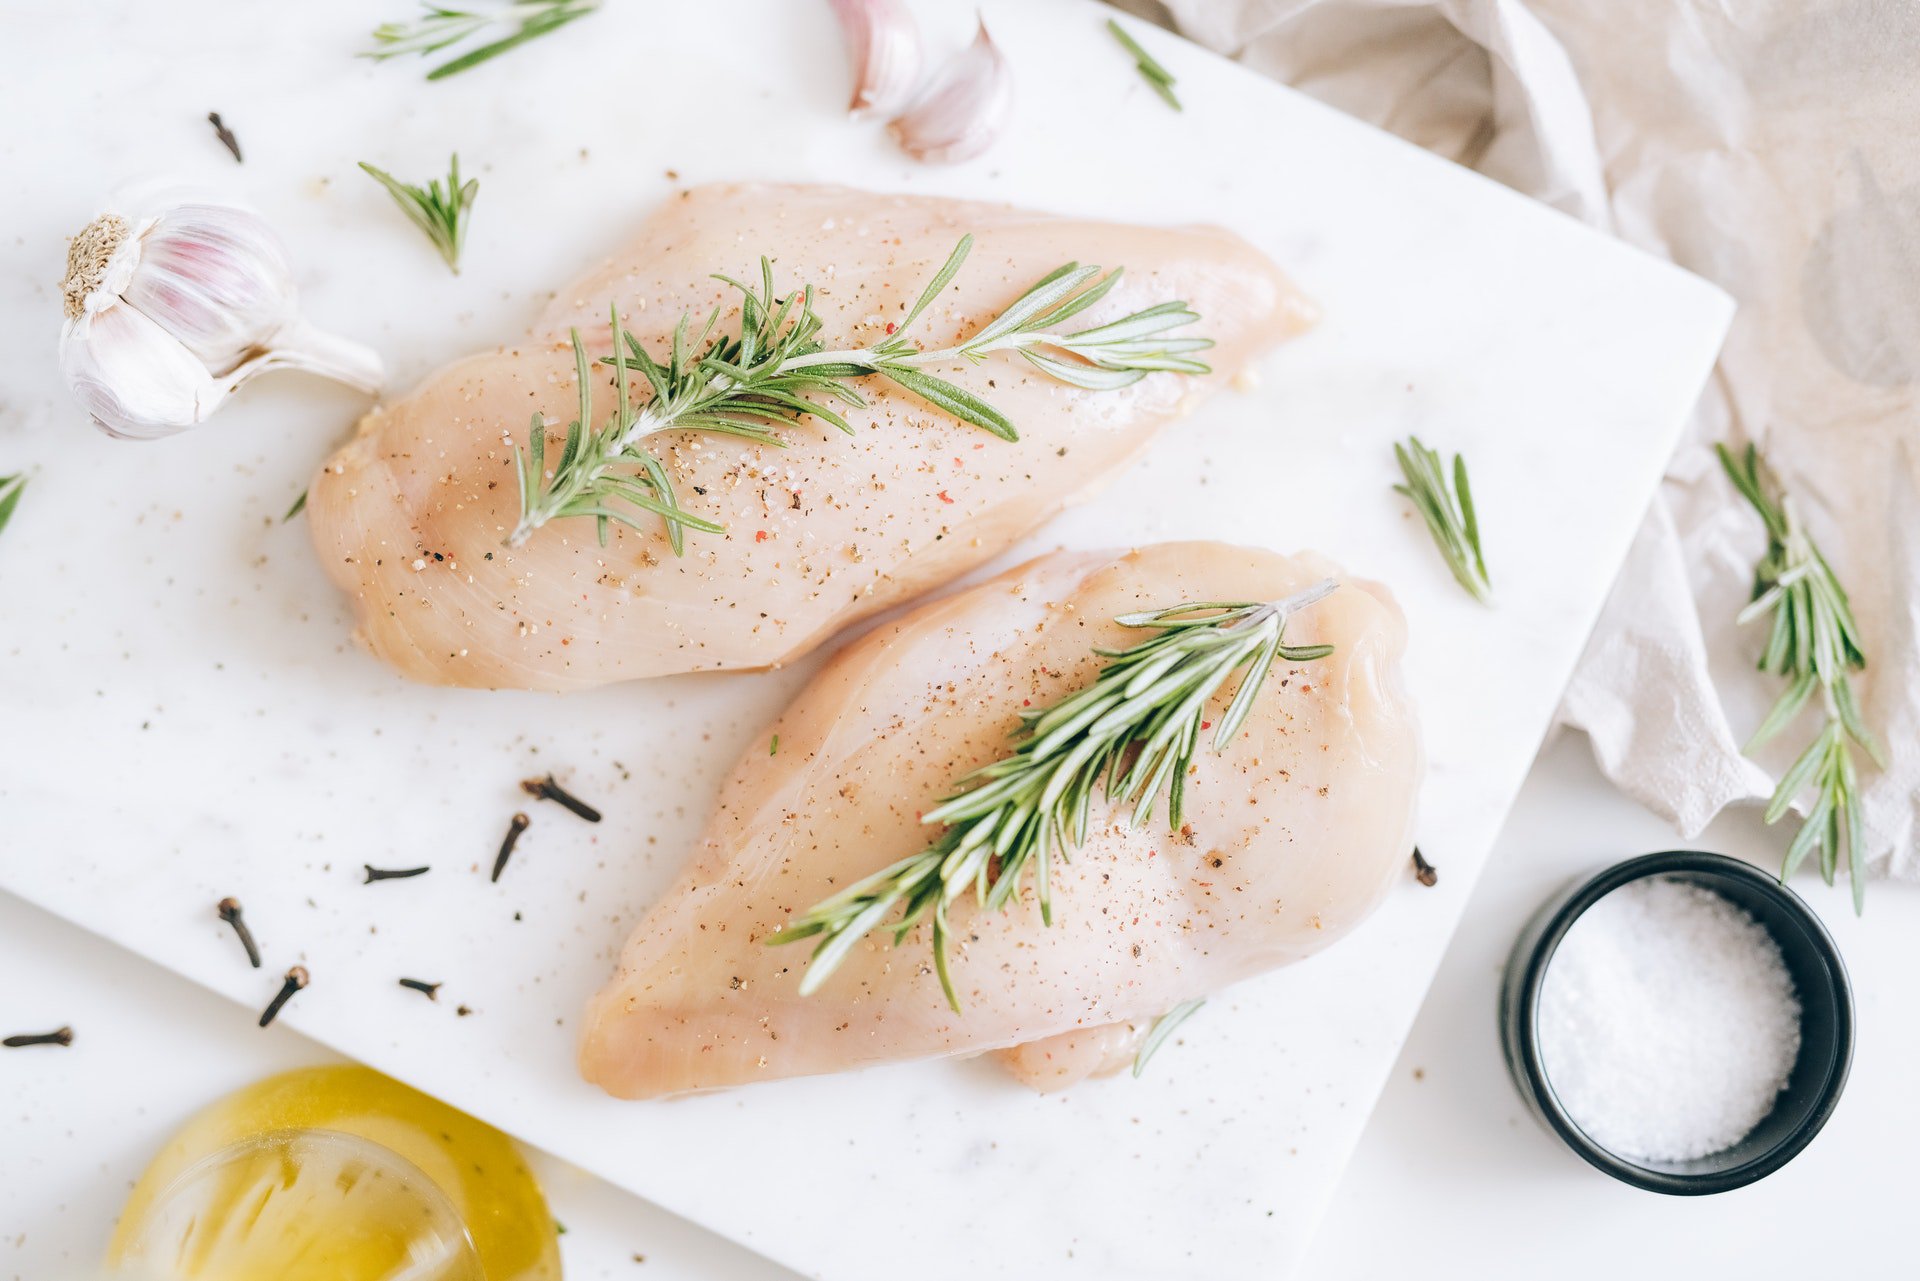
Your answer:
[1133,998,1205,1077]
[365,2,597,80]
[360,155,478,274]
[1394,435,1489,603]
[1107,19,1182,111]
[1718,442,1881,911]
[769,581,1337,1011]
[0,473,24,541]
[510,235,1212,548]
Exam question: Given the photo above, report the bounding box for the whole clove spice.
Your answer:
[207,112,243,163]
[217,897,262,967]
[492,811,531,882]
[3,1027,73,1049]
[521,774,602,823]
[1411,848,1439,887]
[258,966,309,1027]
[364,864,431,883]
[398,978,442,1000]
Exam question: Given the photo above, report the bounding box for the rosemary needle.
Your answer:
[1718,442,1881,911]
[0,474,25,542]
[1133,998,1206,1077]
[359,154,478,274]
[1393,435,1490,603]
[771,581,1338,1011]
[1107,19,1182,111]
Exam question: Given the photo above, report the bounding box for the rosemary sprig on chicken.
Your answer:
[1719,443,1881,910]
[770,580,1336,1011]
[507,235,1212,548]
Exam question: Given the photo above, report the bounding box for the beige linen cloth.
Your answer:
[1120,0,1920,877]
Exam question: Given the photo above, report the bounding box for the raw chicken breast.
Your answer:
[308,185,1312,690]
[579,542,1422,1099]
[995,1023,1150,1093]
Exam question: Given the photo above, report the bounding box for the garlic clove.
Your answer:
[830,0,922,118]
[61,302,227,441]
[121,202,299,375]
[887,18,1012,165]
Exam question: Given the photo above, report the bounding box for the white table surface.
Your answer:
[2,4,1733,1276]
[5,729,1907,1279]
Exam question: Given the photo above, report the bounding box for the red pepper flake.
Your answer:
[885,322,896,334]
[755,531,770,543]
[937,491,954,504]
[1022,698,1031,706]
[1201,721,1212,731]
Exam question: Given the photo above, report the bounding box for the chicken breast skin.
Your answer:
[579,541,1422,1099]
[309,185,1312,690]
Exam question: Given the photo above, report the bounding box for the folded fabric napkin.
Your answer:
[1124,0,1919,879]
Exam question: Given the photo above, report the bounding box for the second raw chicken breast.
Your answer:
[580,542,1422,1098]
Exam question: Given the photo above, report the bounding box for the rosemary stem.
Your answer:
[611,406,668,452]
[785,334,1040,372]
[776,348,881,373]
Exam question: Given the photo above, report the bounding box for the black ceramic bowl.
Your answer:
[1500,850,1853,1194]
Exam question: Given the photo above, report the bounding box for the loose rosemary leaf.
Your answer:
[1717,441,1879,911]
[359,155,479,273]
[365,2,597,80]
[1393,435,1491,603]
[1107,19,1183,111]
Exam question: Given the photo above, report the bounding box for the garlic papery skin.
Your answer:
[830,0,922,117]
[58,192,383,441]
[887,18,1012,165]
[120,203,298,373]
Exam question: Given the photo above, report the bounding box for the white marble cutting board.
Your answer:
[0,2,1732,1278]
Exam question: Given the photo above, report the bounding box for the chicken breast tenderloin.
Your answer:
[309,185,1312,690]
[579,542,1422,1099]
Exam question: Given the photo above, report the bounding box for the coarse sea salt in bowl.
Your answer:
[1499,850,1853,1194]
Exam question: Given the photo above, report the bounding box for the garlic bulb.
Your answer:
[830,0,922,117]
[888,18,1012,165]
[59,191,382,440]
